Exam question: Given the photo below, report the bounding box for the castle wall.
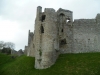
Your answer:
[96,14,100,23]
[40,8,59,69]
[33,6,43,69]
[24,46,28,55]
[73,19,100,53]
[26,30,34,57]
[34,6,59,69]
[64,23,73,53]
[57,8,73,53]
[26,6,100,69]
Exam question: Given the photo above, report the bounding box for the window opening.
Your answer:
[61,29,63,32]
[60,39,66,45]
[66,18,71,23]
[41,25,44,33]
[41,15,46,22]
[33,44,34,48]
[60,13,65,16]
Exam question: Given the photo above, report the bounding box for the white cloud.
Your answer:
[0,16,19,40]
[0,16,28,50]
[0,0,100,50]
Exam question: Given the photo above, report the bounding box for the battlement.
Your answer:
[96,14,100,23]
[73,19,96,24]
[44,8,55,13]
[57,8,72,13]
[96,13,100,19]
[36,6,73,22]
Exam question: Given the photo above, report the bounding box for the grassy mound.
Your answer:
[0,53,14,68]
[0,53,100,75]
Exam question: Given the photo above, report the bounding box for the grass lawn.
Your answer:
[0,53,100,75]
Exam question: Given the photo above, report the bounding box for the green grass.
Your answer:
[1,53,100,75]
[0,53,15,69]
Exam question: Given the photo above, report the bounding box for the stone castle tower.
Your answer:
[24,6,100,69]
[24,30,34,57]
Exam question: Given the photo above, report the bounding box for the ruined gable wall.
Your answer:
[73,19,100,53]
[57,8,73,53]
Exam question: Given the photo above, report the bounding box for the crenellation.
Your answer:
[96,14,100,23]
[74,19,96,24]
[96,13,100,19]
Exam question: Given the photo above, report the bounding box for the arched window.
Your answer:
[59,13,65,16]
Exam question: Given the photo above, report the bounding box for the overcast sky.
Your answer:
[0,0,100,50]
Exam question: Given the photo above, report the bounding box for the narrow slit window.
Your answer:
[61,29,63,32]
[33,44,34,48]
[41,25,44,33]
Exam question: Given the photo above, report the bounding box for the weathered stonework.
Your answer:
[25,6,100,69]
[11,49,24,56]
[24,46,28,55]
[17,49,24,56]
[24,30,35,57]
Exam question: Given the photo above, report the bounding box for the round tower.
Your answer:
[34,6,59,69]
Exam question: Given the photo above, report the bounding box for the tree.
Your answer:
[0,41,15,54]
[0,41,5,49]
[4,42,15,49]
[1,47,11,55]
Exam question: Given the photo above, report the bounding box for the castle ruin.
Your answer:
[24,6,100,69]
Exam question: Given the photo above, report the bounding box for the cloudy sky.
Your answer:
[0,0,100,50]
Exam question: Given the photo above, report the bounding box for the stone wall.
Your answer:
[11,50,18,56]
[57,8,73,53]
[17,49,24,56]
[24,46,28,55]
[34,6,59,69]
[25,30,34,57]
[73,18,100,53]
[11,49,24,56]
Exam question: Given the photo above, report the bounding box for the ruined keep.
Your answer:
[25,6,100,69]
